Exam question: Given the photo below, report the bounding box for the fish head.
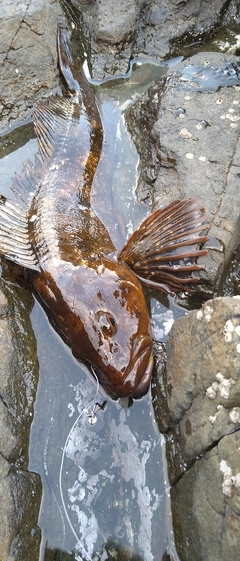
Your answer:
[47,259,153,399]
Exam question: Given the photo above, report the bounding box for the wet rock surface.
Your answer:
[0,279,41,561]
[170,431,240,561]
[153,55,240,292]
[127,52,240,294]
[0,1,240,560]
[152,296,240,561]
[73,0,240,74]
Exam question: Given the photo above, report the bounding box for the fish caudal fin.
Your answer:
[119,199,209,294]
[57,26,83,96]
[0,195,39,271]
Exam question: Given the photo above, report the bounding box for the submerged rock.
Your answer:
[153,296,240,561]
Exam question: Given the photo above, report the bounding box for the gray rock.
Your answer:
[171,431,240,561]
[73,0,240,77]
[153,296,240,561]
[0,280,41,561]
[127,52,240,294]
[157,53,240,292]
[0,0,66,132]
[71,0,141,43]
[95,0,140,44]
[135,0,233,59]
[156,296,240,472]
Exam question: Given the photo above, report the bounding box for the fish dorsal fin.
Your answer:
[33,96,80,161]
[119,199,209,294]
[10,157,41,209]
[0,195,40,271]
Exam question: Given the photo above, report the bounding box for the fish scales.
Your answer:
[0,28,209,399]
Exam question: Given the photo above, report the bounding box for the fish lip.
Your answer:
[130,349,154,398]
[123,335,153,398]
[93,336,153,400]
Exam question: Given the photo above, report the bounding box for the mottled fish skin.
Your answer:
[0,28,209,399]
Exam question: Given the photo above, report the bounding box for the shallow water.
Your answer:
[0,59,183,561]
[29,299,171,561]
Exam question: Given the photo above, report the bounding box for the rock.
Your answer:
[94,0,140,44]
[156,53,240,292]
[72,0,240,77]
[171,431,240,561]
[0,279,41,561]
[127,51,240,294]
[152,296,240,561]
[0,0,66,132]
[134,0,228,61]
[0,460,42,561]
[71,0,140,43]
[155,296,240,476]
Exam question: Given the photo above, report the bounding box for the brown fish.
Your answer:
[0,29,208,399]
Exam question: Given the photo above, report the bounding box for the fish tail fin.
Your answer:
[57,25,88,96]
[0,195,39,271]
[119,199,209,294]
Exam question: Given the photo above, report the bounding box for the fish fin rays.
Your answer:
[33,96,80,161]
[0,196,40,271]
[119,199,209,294]
[10,158,41,209]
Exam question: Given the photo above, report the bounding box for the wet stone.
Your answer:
[146,52,240,293]
[0,280,41,561]
[72,0,238,76]
[171,431,240,561]
[94,0,140,44]
[153,296,240,561]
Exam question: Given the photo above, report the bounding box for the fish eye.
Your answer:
[96,311,117,336]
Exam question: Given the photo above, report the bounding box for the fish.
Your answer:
[0,28,209,399]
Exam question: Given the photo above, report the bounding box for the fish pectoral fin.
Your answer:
[119,199,209,294]
[0,195,40,271]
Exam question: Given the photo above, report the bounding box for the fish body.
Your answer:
[0,29,208,399]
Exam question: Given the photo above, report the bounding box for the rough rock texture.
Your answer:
[134,0,237,60]
[153,296,240,561]
[171,431,240,561]
[72,0,240,77]
[0,281,41,561]
[153,54,240,291]
[0,0,66,132]
[94,0,141,44]
[127,51,240,294]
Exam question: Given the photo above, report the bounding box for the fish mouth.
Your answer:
[93,336,153,400]
[121,336,153,399]
[130,347,154,398]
